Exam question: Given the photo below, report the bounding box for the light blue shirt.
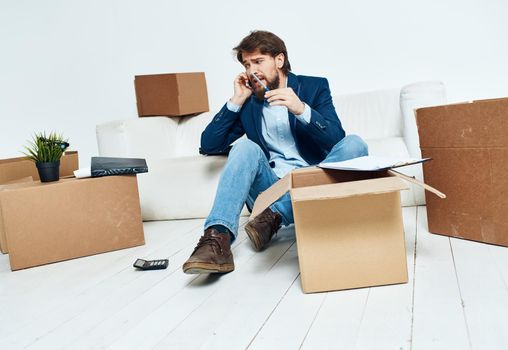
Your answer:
[226,92,312,178]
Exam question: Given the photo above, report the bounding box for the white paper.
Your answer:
[73,167,92,178]
[318,156,428,171]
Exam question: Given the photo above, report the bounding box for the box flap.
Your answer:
[290,176,408,202]
[290,166,386,187]
[387,169,446,198]
[4,176,33,185]
[251,173,291,219]
[0,151,78,184]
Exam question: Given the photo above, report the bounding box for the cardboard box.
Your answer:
[252,167,410,293]
[0,151,79,254]
[416,97,508,246]
[0,175,145,270]
[134,72,209,117]
[0,151,79,185]
[0,178,36,253]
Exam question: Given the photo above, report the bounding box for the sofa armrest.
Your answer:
[399,81,446,205]
[400,81,447,159]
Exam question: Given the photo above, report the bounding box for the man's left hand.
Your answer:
[265,88,305,115]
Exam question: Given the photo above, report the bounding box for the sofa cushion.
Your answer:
[333,89,402,140]
[138,155,249,220]
[399,81,447,205]
[174,112,215,157]
[400,81,447,158]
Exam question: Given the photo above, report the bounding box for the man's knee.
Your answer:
[230,138,264,158]
[342,134,369,157]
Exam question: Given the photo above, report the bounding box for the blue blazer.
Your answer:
[200,72,346,165]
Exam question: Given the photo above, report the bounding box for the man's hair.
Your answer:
[233,30,291,75]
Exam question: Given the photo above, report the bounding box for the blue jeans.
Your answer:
[204,135,368,241]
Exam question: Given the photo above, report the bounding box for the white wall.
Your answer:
[1,0,507,166]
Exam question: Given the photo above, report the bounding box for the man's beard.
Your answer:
[253,74,280,101]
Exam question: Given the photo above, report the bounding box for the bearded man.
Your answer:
[182,30,368,274]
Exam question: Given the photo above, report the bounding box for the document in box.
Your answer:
[318,156,430,171]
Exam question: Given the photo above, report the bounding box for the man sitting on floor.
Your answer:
[183,30,368,274]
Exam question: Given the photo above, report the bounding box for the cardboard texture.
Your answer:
[0,152,78,254]
[252,167,410,293]
[0,175,145,270]
[134,72,209,117]
[416,97,508,246]
[0,177,36,253]
[0,151,79,185]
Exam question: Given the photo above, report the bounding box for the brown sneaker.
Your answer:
[182,228,235,274]
[245,208,282,251]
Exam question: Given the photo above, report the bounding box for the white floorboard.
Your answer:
[0,206,507,350]
[300,206,418,350]
[300,288,369,350]
[352,206,417,350]
[451,237,508,349]
[0,219,203,349]
[154,229,299,350]
[411,206,471,350]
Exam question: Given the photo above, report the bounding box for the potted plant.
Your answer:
[23,132,70,182]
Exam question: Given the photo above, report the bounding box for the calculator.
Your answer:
[133,258,169,270]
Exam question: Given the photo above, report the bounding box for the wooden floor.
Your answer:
[0,206,507,350]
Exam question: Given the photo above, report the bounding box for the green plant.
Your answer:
[23,132,69,163]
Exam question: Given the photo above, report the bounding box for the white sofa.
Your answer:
[96,80,446,221]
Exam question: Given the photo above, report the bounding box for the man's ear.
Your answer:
[275,53,284,69]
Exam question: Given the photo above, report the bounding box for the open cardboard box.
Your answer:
[0,175,145,270]
[251,166,443,293]
[0,151,79,185]
[416,97,508,246]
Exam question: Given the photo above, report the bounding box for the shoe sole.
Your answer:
[245,223,263,252]
[182,261,234,274]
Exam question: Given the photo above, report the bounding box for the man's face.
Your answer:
[241,50,284,100]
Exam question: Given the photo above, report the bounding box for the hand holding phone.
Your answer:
[231,72,253,106]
